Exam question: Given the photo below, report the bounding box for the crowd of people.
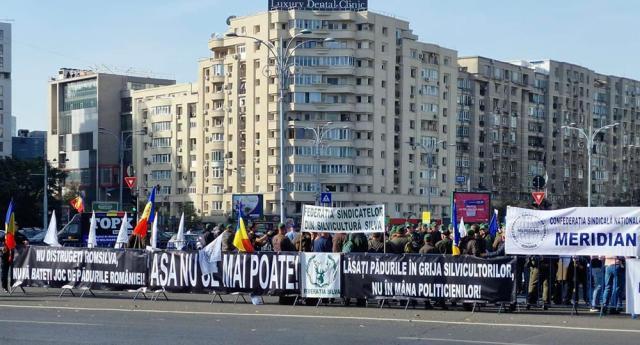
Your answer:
[1,219,628,315]
[195,220,626,314]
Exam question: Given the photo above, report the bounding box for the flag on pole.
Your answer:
[199,233,223,275]
[148,212,159,250]
[132,187,155,238]
[489,209,499,238]
[44,211,61,247]
[4,199,16,251]
[451,197,461,256]
[114,213,129,249]
[233,208,254,253]
[458,217,467,240]
[175,212,185,251]
[69,196,85,213]
[87,211,97,248]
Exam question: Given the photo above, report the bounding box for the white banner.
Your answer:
[300,253,341,298]
[505,207,640,256]
[301,204,385,233]
[626,259,640,315]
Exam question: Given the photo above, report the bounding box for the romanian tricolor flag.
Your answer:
[70,196,85,213]
[451,196,461,256]
[132,187,155,238]
[232,209,254,253]
[4,199,16,251]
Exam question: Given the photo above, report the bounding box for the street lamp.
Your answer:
[561,122,619,207]
[225,28,333,222]
[408,139,446,213]
[289,122,348,205]
[99,127,146,210]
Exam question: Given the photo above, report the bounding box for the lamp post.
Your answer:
[409,139,446,213]
[289,122,348,205]
[225,29,333,222]
[561,122,619,207]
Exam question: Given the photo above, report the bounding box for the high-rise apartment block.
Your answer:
[133,8,457,222]
[47,68,174,207]
[0,22,12,157]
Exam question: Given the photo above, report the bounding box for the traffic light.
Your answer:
[131,193,137,212]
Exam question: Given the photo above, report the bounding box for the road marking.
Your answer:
[0,303,638,334]
[398,337,537,345]
[0,319,100,326]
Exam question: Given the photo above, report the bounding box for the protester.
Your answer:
[367,233,385,253]
[332,232,347,253]
[285,224,298,242]
[1,231,28,292]
[418,234,438,254]
[313,232,333,252]
[272,223,295,252]
[220,224,235,252]
[254,228,275,252]
[601,256,624,314]
[342,233,368,253]
[127,233,147,249]
[293,231,312,252]
[435,228,452,254]
[485,231,505,258]
[554,256,573,305]
[527,255,551,309]
[590,256,605,312]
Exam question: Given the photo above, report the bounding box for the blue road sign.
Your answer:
[320,192,332,204]
[456,176,466,184]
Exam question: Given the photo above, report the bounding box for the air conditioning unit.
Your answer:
[424,77,429,82]
[255,139,260,145]
[177,164,182,169]
[226,72,232,77]
[205,128,209,132]
[178,148,183,153]
[224,84,232,90]
[233,54,240,60]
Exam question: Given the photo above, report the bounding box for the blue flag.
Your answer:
[489,209,499,238]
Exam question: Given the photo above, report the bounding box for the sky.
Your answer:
[3,0,640,131]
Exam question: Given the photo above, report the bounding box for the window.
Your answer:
[152,154,171,164]
[211,167,224,178]
[152,138,171,148]
[153,105,170,116]
[152,121,171,132]
[151,170,171,180]
[71,132,93,151]
[211,150,224,161]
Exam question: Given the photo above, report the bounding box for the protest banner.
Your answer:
[148,250,222,292]
[11,246,147,290]
[505,207,640,256]
[626,259,640,315]
[301,204,385,233]
[300,253,341,298]
[149,251,299,295]
[342,253,515,302]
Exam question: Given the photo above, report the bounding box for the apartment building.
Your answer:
[193,9,457,222]
[456,57,546,206]
[131,83,200,218]
[0,22,11,157]
[47,68,174,208]
[522,60,640,207]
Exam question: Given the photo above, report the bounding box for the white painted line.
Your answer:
[398,337,537,345]
[0,319,100,326]
[0,303,638,334]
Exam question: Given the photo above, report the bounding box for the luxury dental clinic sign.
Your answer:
[269,0,368,11]
[505,206,640,256]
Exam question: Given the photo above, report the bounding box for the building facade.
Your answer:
[0,22,12,157]
[47,68,174,208]
[134,10,458,223]
[13,129,46,160]
[131,83,199,221]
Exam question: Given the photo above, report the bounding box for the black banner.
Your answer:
[342,254,516,302]
[11,246,147,290]
[149,251,299,295]
[268,0,368,11]
[148,250,222,293]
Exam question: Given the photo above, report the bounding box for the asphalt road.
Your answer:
[0,289,638,345]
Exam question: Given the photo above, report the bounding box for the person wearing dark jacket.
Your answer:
[332,232,347,253]
[219,224,236,252]
[272,223,295,252]
[419,234,438,254]
[485,232,505,258]
[435,229,452,254]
